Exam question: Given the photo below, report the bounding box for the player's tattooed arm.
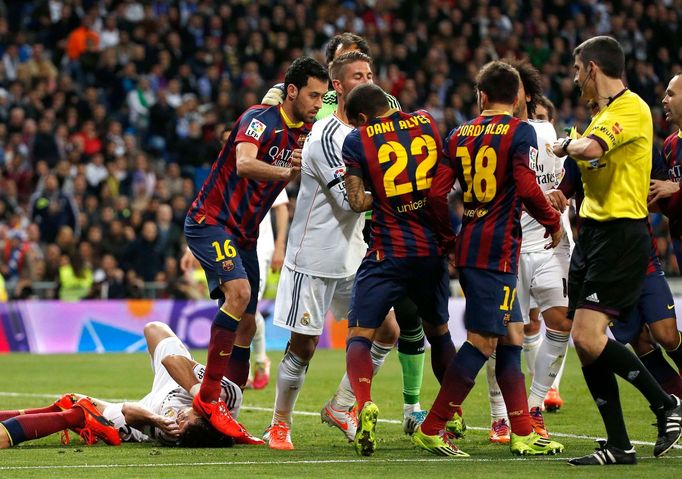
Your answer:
[345,173,373,212]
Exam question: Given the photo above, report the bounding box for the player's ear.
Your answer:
[331,78,343,96]
[286,84,299,102]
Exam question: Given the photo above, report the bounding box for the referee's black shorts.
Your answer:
[568,218,649,320]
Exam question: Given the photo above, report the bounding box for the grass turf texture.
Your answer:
[0,348,680,478]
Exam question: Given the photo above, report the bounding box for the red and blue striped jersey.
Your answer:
[188,104,311,249]
[342,110,443,259]
[660,131,682,238]
[432,113,560,274]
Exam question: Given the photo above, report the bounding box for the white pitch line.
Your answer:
[0,391,680,450]
[1,456,681,471]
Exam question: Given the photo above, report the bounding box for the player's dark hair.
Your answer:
[536,95,556,122]
[345,84,390,124]
[503,58,543,117]
[177,418,235,448]
[284,56,328,93]
[475,61,520,105]
[329,51,373,81]
[325,32,371,64]
[573,36,624,79]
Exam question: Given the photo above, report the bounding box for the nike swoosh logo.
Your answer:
[668,304,676,310]
[219,351,230,356]
[448,402,459,408]
[274,129,285,134]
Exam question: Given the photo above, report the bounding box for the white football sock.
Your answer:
[252,311,267,364]
[523,331,542,379]
[486,353,507,421]
[528,328,570,409]
[272,350,308,426]
[552,349,567,391]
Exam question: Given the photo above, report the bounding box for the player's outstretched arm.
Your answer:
[236,142,300,182]
[344,173,373,212]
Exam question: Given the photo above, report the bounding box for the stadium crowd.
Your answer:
[0,0,681,300]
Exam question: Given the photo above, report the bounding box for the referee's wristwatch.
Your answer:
[559,137,572,155]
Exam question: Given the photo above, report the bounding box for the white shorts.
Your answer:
[517,250,570,324]
[273,265,354,335]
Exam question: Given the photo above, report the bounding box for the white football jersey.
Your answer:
[285,114,367,278]
[520,120,573,253]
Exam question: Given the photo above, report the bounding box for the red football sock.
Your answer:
[225,344,251,390]
[496,344,532,436]
[0,404,61,421]
[420,341,486,435]
[2,409,85,445]
[346,337,374,408]
[200,318,237,402]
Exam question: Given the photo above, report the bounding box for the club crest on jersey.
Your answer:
[298,134,308,147]
[612,122,623,135]
[222,260,235,272]
[300,312,311,326]
[529,146,538,170]
[503,313,511,326]
[245,118,267,140]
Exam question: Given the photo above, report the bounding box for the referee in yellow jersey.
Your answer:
[551,36,682,466]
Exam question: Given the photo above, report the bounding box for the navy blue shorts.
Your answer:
[458,267,523,336]
[610,271,676,344]
[347,256,450,329]
[184,217,260,314]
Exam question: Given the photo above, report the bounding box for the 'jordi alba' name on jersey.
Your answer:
[342,110,443,259]
[188,105,311,248]
[445,113,559,274]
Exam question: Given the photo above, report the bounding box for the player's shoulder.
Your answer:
[237,104,281,138]
[664,131,680,148]
[308,114,344,143]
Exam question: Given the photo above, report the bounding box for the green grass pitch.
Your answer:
[0,348,680,478]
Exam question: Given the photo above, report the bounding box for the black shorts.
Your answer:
[568,218,649,319]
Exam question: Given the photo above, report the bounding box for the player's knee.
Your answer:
[571,329,598,354]
[144,322,172,340]
[376,316,399,345]
[223,281,251,310]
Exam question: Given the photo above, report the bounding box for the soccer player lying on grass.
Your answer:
[0,322,261,448]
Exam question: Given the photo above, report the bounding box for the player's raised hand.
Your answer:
[545,189,568,213]
[544,225,563,249]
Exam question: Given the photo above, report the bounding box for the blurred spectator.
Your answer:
[28,173,79,243]
[58,250,93,301]
[121,220,164,282]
